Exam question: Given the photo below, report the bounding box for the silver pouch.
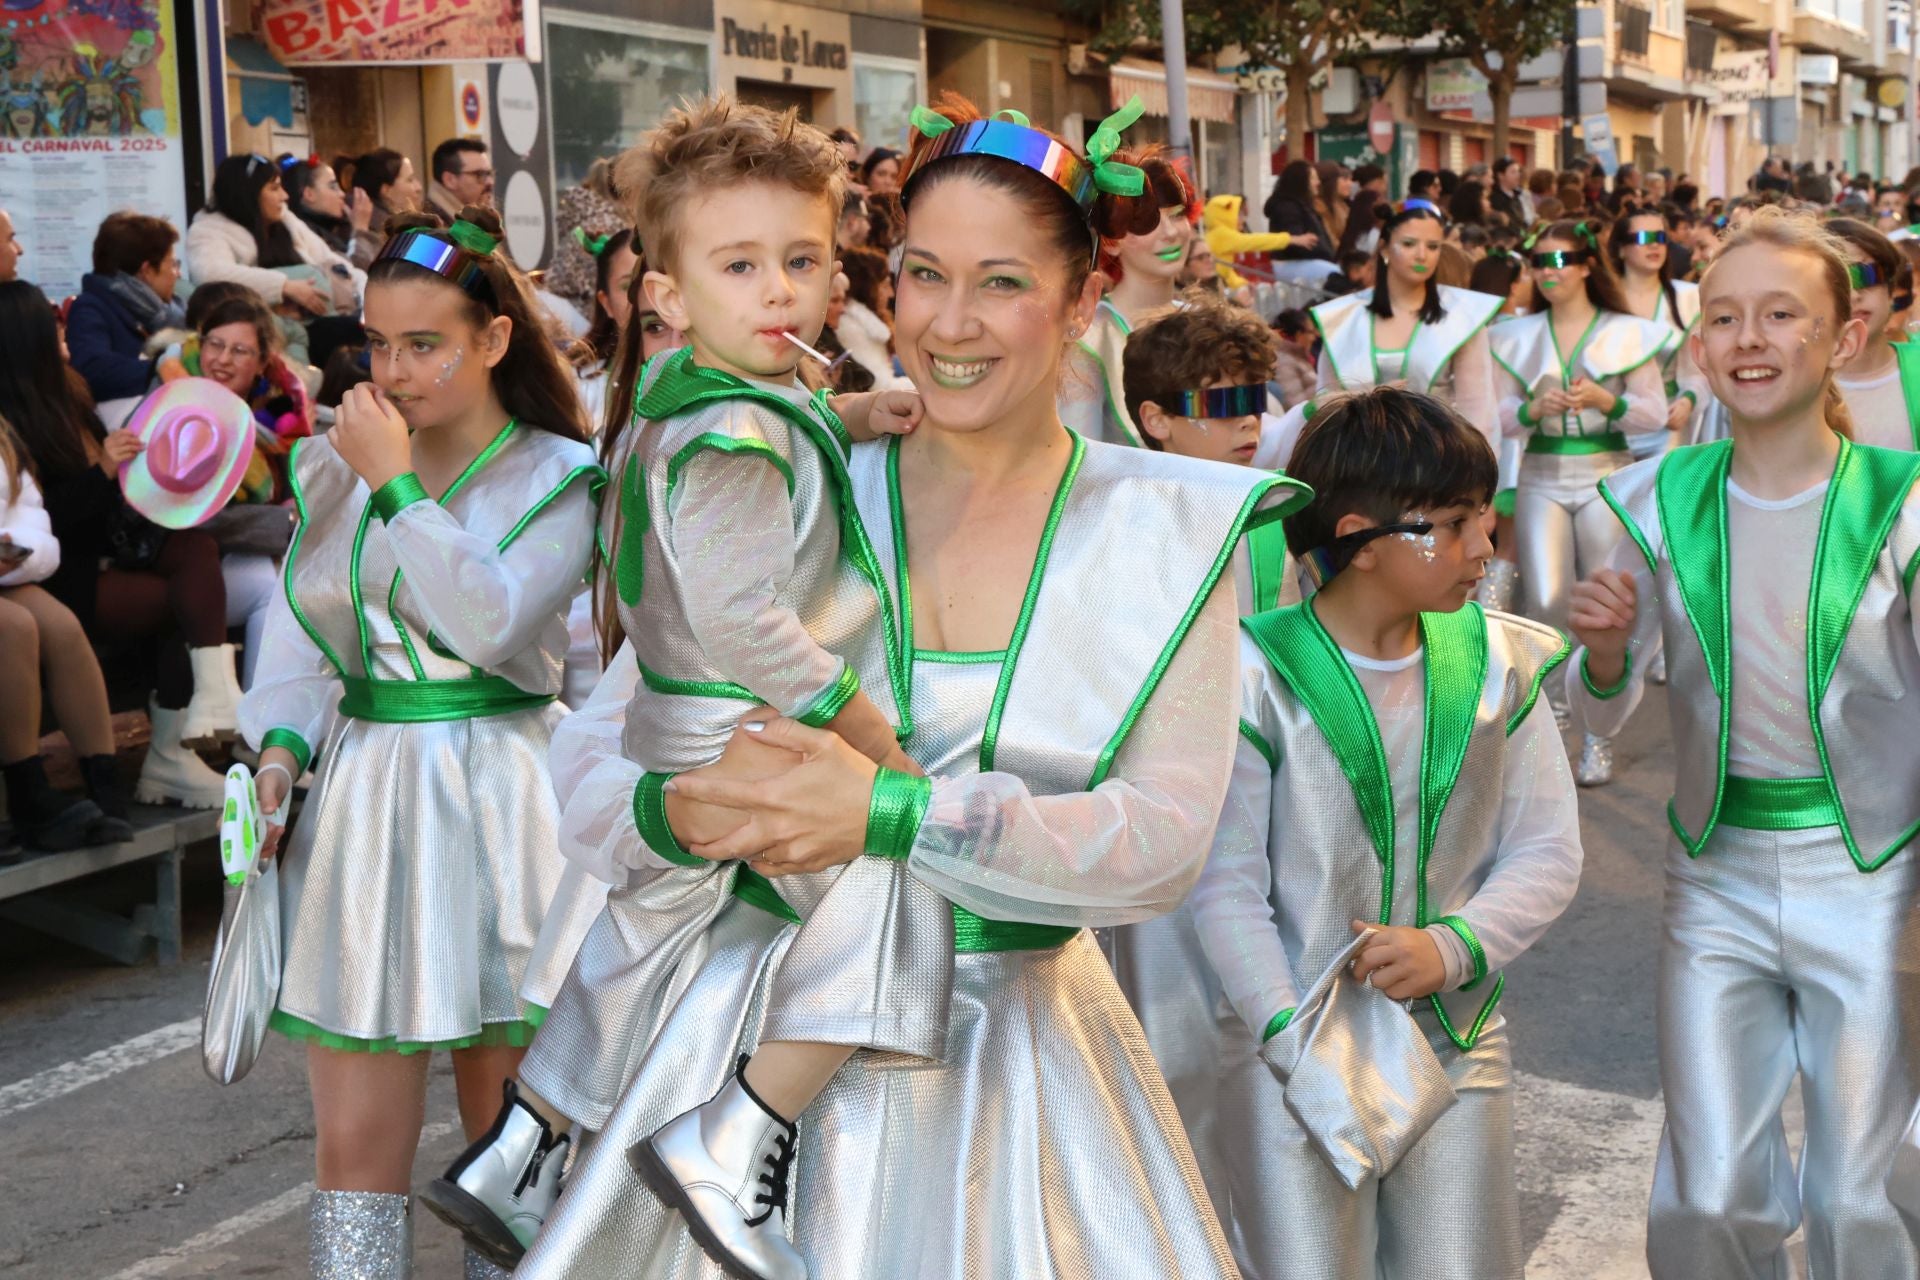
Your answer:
[1260,930,1459,1189]
[202,860,281,1085]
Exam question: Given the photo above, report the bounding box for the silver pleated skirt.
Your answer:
[516,908,1238,1279]
[275,705,573,1047]
[520,864,612,1013]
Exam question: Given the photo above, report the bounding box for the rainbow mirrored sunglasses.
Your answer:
[1625,229,1668,245]
[1168,382,1266,419]
[1530,249,1589,270]
[1850,262,1887,289]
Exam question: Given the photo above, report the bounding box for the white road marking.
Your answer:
[98,1119,462,1280]
[0,1019,200,1121]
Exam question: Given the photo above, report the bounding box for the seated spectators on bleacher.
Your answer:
[66,213,186,406]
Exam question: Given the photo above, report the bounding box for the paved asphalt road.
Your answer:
[0,693,1806,1279]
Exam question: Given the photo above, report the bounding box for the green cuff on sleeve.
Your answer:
[1261,1008,1295,1042]
[260,727,313,776]
[793,664,860,728]
[1517,400,1537,429]
[632,771,703,868]
[1437,915,1489,991]
[864,768,931,860]
[1678,389,1698,406]
[370,472,432,522]
[1603,393,1631,423]
[1580,649,1633,699]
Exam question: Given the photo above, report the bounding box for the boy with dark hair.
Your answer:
[1191,385,1582,1278]
[1269,308,1318,411]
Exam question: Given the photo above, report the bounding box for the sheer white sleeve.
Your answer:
[1610,357,1669,436]
[1190,693,1297,1038]
[1674,339,1711,429]
[1438,697,1583,980]
[239,582,339,755]
[548,643,661,884]
[906,574,1241,927]
[1449,329,1501,452]
[667,451,847,716]
[382,476,597,671]
[1495,358,1531,439]
[1569,532,1664,738]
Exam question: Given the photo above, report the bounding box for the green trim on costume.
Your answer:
[1905,543,1920,599]
[337,675,553,723]
[348,500,379,676]
[979,434,1086,774]
[1241,603,1397,924]
[387,570,428,680]
[269,1009,539,1055]
[1597,475,1656,575]
[1719,775,1840,831]
[793,665,860,727]
[370,472,430,522]
[616,454,648,607]
[1369,316,1423,386]
[913,648,1007,664]
[1526,431,1628,456]
[665,432,795,499]
[1262,1008,1294,1041]
[1492,488,1516,519]
[260,727,313,776]
[1507,633,1570,735]
[1245,519,1292,614]
[1309,307,1343,387]
[1516,400,1536,429]
[1655,441,1734,856]
[632,771,701,867]
[1603,391,1631,423]
[1429,972,1505,1050]
[497,465,606,552]
[1238,717,1278,771]
[1804,439,1920,871]
[1549,311,1603,427]
[1895,340,1920,450]
[637,660,756,702]
[1088,472,1310,789]
[1437,915,1489,990]
[733,867,803,924]
[282,438,347,676]
[1580,650,1632,700]
[951,909,1079,952]
[865,768,931,860]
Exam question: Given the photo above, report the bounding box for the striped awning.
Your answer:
[1109,57,1241,124]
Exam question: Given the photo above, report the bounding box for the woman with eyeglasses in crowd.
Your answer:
[1609,208,1713,461]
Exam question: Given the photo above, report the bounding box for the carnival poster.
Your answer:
[0,0,187,299]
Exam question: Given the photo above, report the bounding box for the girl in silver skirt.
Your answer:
[239,205,602,1280]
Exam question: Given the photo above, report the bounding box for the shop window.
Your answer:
[545,15,710,190]
[854,59,922,155]
[1198,118,1236,202]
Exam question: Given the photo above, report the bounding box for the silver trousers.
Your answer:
[1215,1015,1521,1280]
[1514,450,1629,632]
[1648,824,1920,1280]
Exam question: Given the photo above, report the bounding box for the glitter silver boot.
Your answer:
[465,1250,512,1279]
[1576,733,1615,787]
[310,1190,411,1279]
[1479,557,1519,613]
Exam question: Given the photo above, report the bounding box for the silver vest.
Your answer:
[1241,603,1569,1049]
[1488,309,1675,438]
[1599,439,1920,868]
[1311,284,1503,398]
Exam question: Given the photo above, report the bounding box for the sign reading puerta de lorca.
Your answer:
[262,0,538,65]
[714,0,850,91]
[0,0,190,299]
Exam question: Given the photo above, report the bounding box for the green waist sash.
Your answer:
[338,675,556,724]
[1717,775,1840,832]
[1527,431,1629,456]
[726,873,1078,953]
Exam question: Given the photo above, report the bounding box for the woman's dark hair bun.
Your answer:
[382,208,447,238]
[457,205,505,239]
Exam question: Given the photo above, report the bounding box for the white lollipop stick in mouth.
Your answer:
[782,330,833,366]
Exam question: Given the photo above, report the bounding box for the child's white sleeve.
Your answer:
[903,576,1240,927]
[1449,329,1501,452]
[1190,662,1297,1039]
[239,584,339,771]
[548,643,659,883]
[1610,357,1669,436]
[668,450,851,721]
[1426,696,1584,987]
[1568,532,1663,739]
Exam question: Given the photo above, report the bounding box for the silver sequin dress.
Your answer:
[238,423,602,1051]
[515,435,1303,1278]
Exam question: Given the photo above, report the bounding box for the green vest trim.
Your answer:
[1893,340,1920,451]
[1245,520,1292,614]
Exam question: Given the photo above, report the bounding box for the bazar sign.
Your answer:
[262,0,536,64]
[714,0,851,89]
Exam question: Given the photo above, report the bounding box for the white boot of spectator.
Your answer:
[180,643,244,747]
[135,698,226,809]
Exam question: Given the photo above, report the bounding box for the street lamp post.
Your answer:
[1161,0,1194,160]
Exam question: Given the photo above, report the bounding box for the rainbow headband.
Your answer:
[901,97,1148,255]
[1169,382,1266,418]
[374,218,499,298]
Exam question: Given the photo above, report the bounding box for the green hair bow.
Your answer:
[910,105,954,138]
[447,218,499,257]
[1084,96,1146,197]
[1573,220,1600,250]
[572,226,613,257]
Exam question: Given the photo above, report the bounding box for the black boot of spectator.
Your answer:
[79,754,136,843]
[2,754,107,855]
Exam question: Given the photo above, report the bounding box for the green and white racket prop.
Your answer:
[205,762,285,1084]
[220,764,263,884]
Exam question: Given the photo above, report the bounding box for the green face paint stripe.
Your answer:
[1509,635,1572,735]
[981,433,1086,774]
[1088,473,1313,788]
[1238,717,1278,771]
[1655,442,1733,855]
[1415,607,1489,934]
[616,454,648,607]
[638,661,757,701]
[282,438,348,675]
[1803,439,1920,871]
[1241,603,1396,923]
[1597,476,1656,576]
[1437,915,1489,990]
[664,434,795,500]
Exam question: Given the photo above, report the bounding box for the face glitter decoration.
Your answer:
[1395,512,1441,562]
[435,346,465,387]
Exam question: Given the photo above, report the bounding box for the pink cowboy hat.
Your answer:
[119,378,256,529]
